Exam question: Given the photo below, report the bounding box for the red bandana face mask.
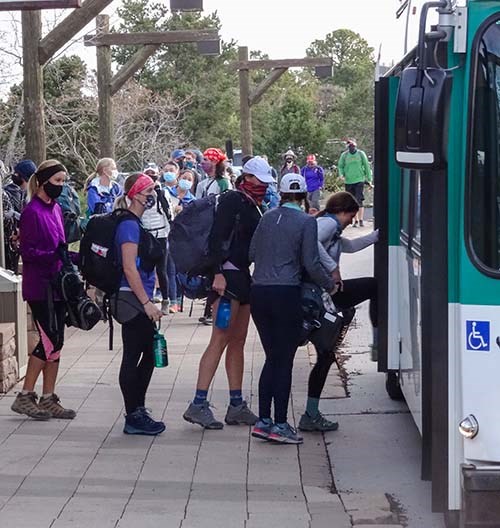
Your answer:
[239,180,268,203]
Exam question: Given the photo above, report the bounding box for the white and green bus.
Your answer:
[375,1,500,525]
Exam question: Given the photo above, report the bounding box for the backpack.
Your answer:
[53,247,102,331]
[168,193,221,276]
[177,273,211,300]
[57,183,82,244]
[79,208,136,296]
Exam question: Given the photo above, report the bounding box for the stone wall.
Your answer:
[0,323,18,393]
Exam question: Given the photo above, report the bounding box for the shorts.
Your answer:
[208,269,252,306]
[29,300,66,362]
[345,182,365,206]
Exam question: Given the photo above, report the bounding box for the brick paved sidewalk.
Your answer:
[0,301,356,528]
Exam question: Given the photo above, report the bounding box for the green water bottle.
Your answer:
[153,323,168,368]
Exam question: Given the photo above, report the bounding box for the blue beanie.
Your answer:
[14,159,37,181]
[171,149,185,160]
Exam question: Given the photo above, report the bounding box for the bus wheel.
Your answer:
[386,372,404,400]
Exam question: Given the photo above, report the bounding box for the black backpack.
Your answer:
[79,208,136,295]
[53,247,102,331]
[168,193,221,276]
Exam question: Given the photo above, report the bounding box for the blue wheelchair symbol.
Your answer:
[466,320,490,351]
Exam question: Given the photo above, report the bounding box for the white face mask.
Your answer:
[111,169,119,180]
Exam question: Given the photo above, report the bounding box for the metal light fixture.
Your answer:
[170,0,203,11]
[459,415,479,439]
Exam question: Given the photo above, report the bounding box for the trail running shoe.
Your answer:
[251,419,274,440]
[11,392,51,421]
[268,423,303,445]
[225,401,258,425]
[124,408,166,435]
[38,394,76,419]
[298,412,339,432]
[183,401,224,430]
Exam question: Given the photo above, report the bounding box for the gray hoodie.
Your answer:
[250,205,334,291]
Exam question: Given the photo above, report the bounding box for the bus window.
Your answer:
[401,169,411,242]
[468,19,500,272]
[414,173,421,246]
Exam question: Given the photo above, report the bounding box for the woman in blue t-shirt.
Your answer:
[114,173,165,436]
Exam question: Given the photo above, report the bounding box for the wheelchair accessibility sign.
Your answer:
[466,321,490,352]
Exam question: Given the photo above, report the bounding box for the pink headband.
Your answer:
[127,174,154,199]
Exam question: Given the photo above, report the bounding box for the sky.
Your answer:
[0,0,429,88]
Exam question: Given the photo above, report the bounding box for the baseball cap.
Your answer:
[279,173,307,193]
[14,159,37,181]
[347,138,357,146]
[242,156,275,184]
[171,148,185,160]
[143,162,159,175]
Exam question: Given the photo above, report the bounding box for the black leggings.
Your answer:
[120,312,155,414]
[307,277,377,400]
[251,285,302,424]
[156,237,169,299]
[332,277,377,327]
[29,300,66,362]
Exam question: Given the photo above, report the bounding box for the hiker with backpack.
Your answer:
[249,173,336,445]
[85,158,122,216]
[111,173,166,435]
[10,160,77,421]
[56,177,82,244]
[181,156,275,429]
[142,163,173,315]
[195,148,233,199]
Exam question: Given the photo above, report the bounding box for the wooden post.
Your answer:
[22,10,45,164]
[238,47,252,157]
[96,15,114,159]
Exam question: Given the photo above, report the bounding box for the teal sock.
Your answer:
[306,397,320,418]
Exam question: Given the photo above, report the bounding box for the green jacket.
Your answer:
[338,149,372,184]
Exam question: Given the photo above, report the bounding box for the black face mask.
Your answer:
[44,181,63,199]
[144,194,156,209]
[12,174,24,186]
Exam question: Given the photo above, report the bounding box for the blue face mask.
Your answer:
[178,179,193,191]
[163,172,176,183]
[184,160,194,169]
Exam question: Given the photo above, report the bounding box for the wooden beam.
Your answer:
[22,10,45,164]
[231,57,332,71]
[84,29,218,47]
[110,44,159,96]
[238,47,252,157]
[96,15,114,159]
[39,0,114,64]
[249,68,287,107]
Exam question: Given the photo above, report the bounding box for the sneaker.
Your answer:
[183,401,224,429]
[298,412,339,432]
[198,316,213,326]
[251,419,274,440]
[268,423,303,445]
[152,292,162,303]
[359,219,364,227]
[11,392,51,421]
[38,394,76,419]
[225,401,258,425]
[124,408,166,435]
[352,221,358,228]
[161,300,170,315]
[169,304,178,314]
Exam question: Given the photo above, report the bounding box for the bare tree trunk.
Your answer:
[4,97,24,169]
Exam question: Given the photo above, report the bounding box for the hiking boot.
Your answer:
[161,300,170,315]
[183,401,224,429]
[225,401,258,425]
[11,392,51,421]
[251,419,274,440]
[268,423,303,445]
[38,394,76,420]
[298,412,339,432]
[124,408,166,435]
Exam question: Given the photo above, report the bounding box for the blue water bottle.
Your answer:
[215,297,232,329]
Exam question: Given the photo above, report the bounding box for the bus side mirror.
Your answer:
[395,67,451,170]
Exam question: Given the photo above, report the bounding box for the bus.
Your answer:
[375,1,500,525]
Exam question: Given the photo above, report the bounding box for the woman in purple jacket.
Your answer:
[10,160,76,421]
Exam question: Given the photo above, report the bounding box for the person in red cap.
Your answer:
[300,154,324,210]
[195,147,233,198]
